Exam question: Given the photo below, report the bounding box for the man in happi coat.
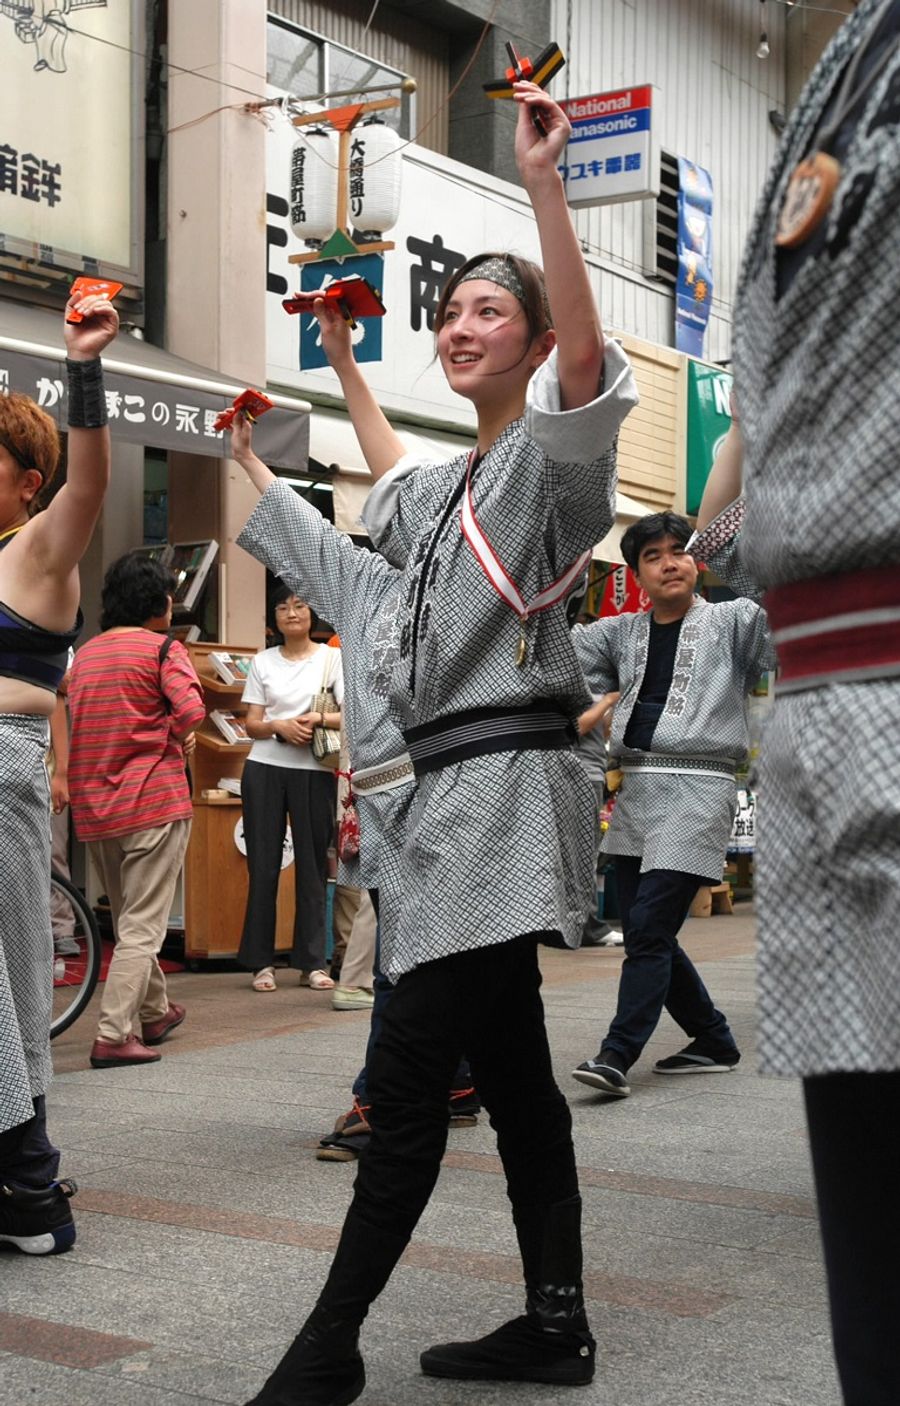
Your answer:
[571,511,773,1099]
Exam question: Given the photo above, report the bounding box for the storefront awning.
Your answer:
[0,300,311,470]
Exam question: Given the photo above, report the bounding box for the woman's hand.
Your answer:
[63,292,120,361]
[513,80,572,187]
[274,715,315,746]
[226,411,275,494]
[313,297,354,373]
[181,731,197,760]
[229,410,254,465]
[50,772,69,814]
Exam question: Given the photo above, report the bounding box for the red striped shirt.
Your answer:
[68,630,206,841]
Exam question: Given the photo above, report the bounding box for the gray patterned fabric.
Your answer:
[236,481,411,946]
[720,0,900,1076]
[573,597,773,880]
[361,341,638,976]
[755,682,900,1075]
[0,714,53,1134]
[733,0,900,590]
[688,502,900,1075]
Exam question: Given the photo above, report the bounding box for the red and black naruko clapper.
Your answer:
[213,388,274,434]
[282,275,387,330]
[483,41,565,138]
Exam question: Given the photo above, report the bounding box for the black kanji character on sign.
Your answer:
[406,233,467,332]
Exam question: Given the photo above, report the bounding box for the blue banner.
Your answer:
[675,158,713,358]
[299,254,385,370]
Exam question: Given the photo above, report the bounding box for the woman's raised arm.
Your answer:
[30,292,118,579]
[514,80,605,411]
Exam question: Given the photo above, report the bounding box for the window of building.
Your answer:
[643,150,679,285]
[267,17,413,138]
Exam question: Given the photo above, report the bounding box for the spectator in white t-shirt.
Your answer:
[237,585,343,992]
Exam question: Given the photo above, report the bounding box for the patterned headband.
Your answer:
[457,256,526,305]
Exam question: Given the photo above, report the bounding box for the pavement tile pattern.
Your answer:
[0,908,842,1406]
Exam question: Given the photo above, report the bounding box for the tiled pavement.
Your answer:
[1,907,841,1406]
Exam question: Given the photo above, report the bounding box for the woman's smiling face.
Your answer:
[436,280,536,400]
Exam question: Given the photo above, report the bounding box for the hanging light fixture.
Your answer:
[349,116,404,240]
[757,0,770,58]
[289,126,340,247]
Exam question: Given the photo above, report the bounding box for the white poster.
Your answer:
[0,0,137,274]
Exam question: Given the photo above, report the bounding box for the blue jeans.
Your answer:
[601,857,736,1067]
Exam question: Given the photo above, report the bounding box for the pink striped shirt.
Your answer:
[68,630,206,841]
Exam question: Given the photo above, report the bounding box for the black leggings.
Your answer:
[804,1070,900,1406]
[316,935,579,1323]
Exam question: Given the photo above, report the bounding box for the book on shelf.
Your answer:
[209,709,250,745]
[216,776,242,797]
[208,650,254,686]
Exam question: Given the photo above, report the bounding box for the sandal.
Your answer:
[252,967,277,992]
[300,969,335,991]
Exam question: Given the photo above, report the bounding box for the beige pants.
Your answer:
[91,819,191,1044]
[338,890,376,991]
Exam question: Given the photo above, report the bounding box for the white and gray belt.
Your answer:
[613,752,738,782]
[351,754,415,796]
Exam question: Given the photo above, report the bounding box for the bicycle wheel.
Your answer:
[50,871,102,1039]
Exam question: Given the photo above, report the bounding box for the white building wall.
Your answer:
[552,0,787,361]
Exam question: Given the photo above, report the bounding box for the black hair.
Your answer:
[620,512,693,573]
[434,252,552,344]
[100,552,177,630]
[265,580,319,644]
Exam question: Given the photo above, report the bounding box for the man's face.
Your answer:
[633,533,698,612]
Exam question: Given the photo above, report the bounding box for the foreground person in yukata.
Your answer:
[570,512,773,1099]
[244,81,637,1406]
[690,5,900,1397]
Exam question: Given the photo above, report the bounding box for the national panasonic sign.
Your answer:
[559,85,658,209]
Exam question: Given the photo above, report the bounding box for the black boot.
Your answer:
[420,1195,595,1386]
[245,1306,364,1406]
[245,1213,409,1406]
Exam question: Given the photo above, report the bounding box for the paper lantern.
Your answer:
[289,127,339,245]
[349,118,404,237]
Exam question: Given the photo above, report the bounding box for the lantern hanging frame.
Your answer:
[288,97,401,266]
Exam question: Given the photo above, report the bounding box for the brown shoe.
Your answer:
[90,1035,161,1068]
[141,1002,186,1046]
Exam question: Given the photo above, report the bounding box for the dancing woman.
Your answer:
[246,80,638,1406]
[0,289,117,1254]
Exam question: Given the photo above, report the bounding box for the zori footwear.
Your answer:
[571,1048,631,1097]
[654,1040,741,1074]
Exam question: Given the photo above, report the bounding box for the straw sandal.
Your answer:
[252,967,277,992]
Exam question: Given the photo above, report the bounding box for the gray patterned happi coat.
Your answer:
[236,482,412,954]
[706,0,900,1076]
[573,597,773,882]
[1,715,54,1133]
[362,341,638,974]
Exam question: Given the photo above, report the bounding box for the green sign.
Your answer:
[686,361,733,515]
